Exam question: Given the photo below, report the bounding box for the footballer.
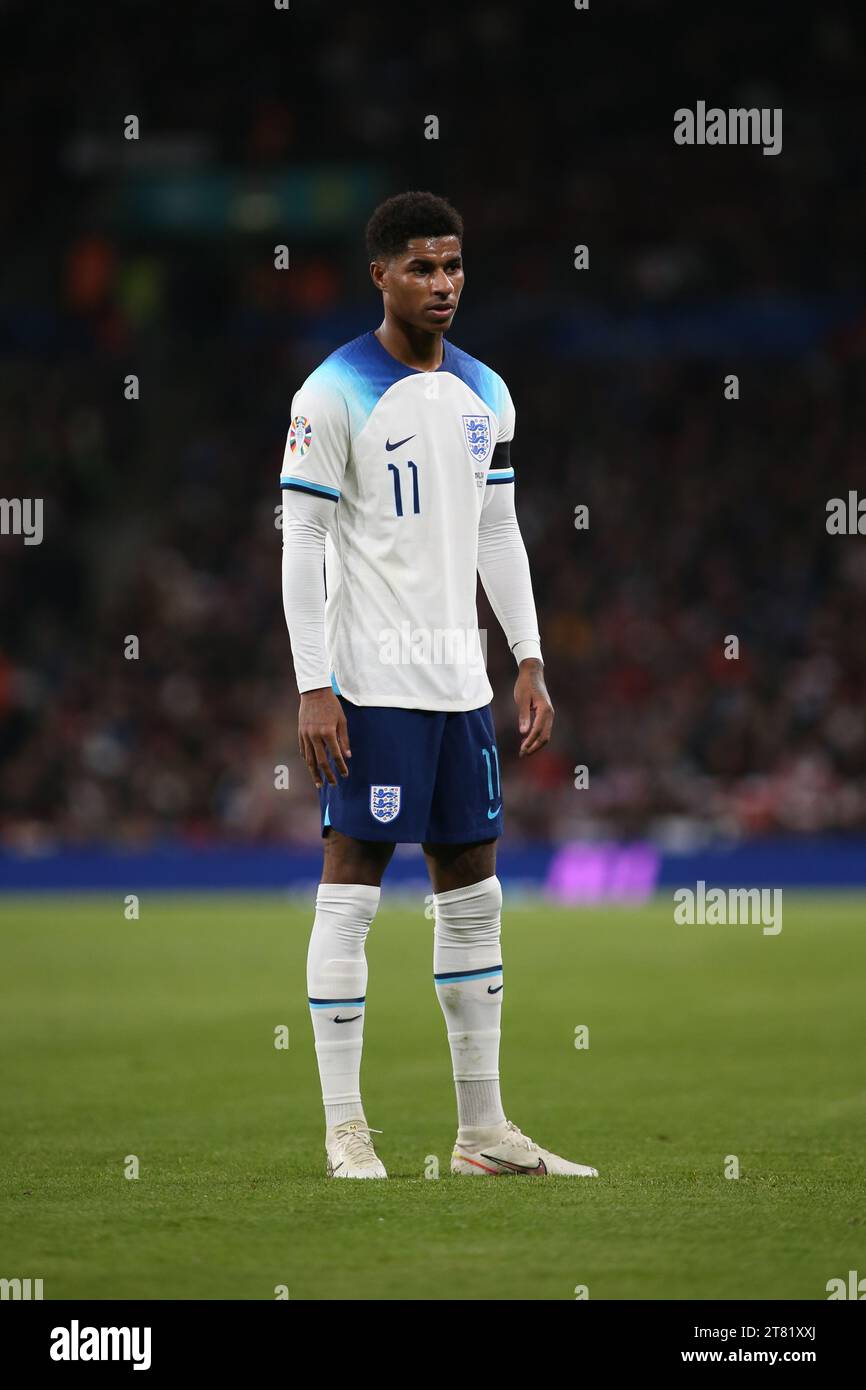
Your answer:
[280,191,598,1179]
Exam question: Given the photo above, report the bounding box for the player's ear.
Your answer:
[370,259,387,292]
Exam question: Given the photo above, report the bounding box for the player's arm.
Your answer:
[280,382,351,789]
[477,387,553,756]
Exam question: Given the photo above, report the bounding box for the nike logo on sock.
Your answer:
[487,984,503,994]
[333,1014,362,1023]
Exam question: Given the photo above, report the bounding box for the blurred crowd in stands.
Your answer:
[2,0,865,849]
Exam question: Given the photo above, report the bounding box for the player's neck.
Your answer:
[374,317,444,373]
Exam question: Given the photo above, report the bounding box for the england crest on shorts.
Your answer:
[462,415,492,463]
[370,784,401,824]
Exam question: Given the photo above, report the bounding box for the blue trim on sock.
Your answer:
[434,965,503,983]
[309,997,366,1008]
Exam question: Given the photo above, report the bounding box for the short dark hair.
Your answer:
[365,191,464,262]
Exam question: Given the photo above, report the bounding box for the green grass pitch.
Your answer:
[1,890,864,1301]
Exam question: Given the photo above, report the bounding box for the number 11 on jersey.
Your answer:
[388,460,420,516]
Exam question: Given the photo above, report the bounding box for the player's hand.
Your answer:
[298,688,352,788]
[515,659,554,757]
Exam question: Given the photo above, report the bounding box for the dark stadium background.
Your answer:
[2,0,866,885]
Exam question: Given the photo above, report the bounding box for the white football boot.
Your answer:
[325,1120,387,1178]
[451,1119,598,1177]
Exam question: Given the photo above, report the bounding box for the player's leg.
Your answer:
[422,837,497,894]
[308,829,395,1178]
[307,698,442,1177]
[321,824,396,885]
[422,836,507,1134]
[423,706,598,1177]
[424,834,598,1177]
[421,705,507,1149]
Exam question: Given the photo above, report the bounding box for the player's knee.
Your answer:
[323,829,394,886]
[309,882,382,964]
[433,875,502,949]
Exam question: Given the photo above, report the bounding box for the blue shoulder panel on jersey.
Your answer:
[305,332,509,437]
[439,341,509,418]
[306,331,425,437]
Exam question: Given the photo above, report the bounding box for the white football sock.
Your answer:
[307,881,380,1129]
[433,875,506,1132]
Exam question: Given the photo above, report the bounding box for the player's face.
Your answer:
[374,235,464,331]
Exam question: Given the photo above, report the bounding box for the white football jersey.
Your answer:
[281,330,523,711]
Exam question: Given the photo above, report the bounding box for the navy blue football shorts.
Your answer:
[317,696,504,844]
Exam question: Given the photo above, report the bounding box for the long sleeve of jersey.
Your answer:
[280,376,350,695]
[281,490,333,693]
[477,457,544,667]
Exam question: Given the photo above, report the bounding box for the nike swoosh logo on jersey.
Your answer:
[333,1014,362,1023]
[385,434,416,451]
[487,805,501,818]
[487,984,503,994]
[479,1152,547,1175]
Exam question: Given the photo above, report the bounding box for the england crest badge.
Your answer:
[462,415,492,463]
[370,784,401,824]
